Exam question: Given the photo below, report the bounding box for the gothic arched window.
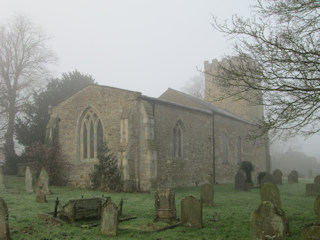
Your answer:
[173,120,183,158]
[80,109,104,160]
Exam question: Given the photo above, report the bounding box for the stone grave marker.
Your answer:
[314,175,320,185]
[305,184,320,196]
[155,189,176,221]
[38,167,50,194]
[0,168,6,189]
[260,183,281,210]
[273,169,283,185]
[200,183,213,206]
[314,195,320,221]
[235,171,246,191]
[36,186,47,203]
[301,223,320,240]
[0,197,11,240]
[25,167,33,193]
[101,201,119,236]
[260,172,274,186]
[288,170,298,183]
[181,195,202,228]
[250,201,285,240]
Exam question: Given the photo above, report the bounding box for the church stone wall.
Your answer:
[151,100,214,188]
[51,85,141,188]
[214,114,268,183]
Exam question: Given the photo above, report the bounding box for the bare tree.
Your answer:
[209,0,320,139]
[181,74,205,99]
[0,15,55,172]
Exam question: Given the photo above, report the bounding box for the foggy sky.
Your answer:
[1,0,319,161]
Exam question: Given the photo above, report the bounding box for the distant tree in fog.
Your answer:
[182,75,205,99]
[0,15,56,172]
[210,0,320,139]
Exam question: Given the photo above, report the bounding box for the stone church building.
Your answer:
[47,59,270,192]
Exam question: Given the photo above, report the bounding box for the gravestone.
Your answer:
[0,197,11,240]
[288,170,298,184]
[314,195,320,221]
[36,187,47,203]
[305,184,320,196]
[181,195,202,228]
[0,168,5,189]
[155,189,176,221]
[101,201,119,236]
[273,169,283,185]
[38,167,50,194]
[314,175,320,185]
[250,201,285,240]
[25,167,33,193]
[301,223,320,240]
[260,172,274,186]
[200,183,213,206]
[235,171,246,191]
[260,183,289,234]
[260,183,281,210]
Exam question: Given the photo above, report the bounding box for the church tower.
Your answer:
[204,58,264,123]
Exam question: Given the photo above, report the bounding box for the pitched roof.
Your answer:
[159,88,254,125]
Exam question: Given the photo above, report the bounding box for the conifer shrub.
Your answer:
[240,161,254,184]
[91,143,122,192]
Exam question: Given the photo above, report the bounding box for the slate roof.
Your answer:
[158,88,255,125]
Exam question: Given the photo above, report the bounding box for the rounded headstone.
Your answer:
[260,183,281,210]
[301,223,320,240]
[200,183,213,207]
[260,172,274,186]
[273,169,283,185]
[101,201,119,236]
[181,195,202,228]
[314,175,320,185]
[235,171,246,191]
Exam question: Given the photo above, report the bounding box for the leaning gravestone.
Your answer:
[25,167,33,193]
[0,197,11,240]
[38,168,50,194]
[250,201,285,240]
[200,183,213,206]
[235,171,246,191]
[181,195,202,228]
[288,170,298,183]
[273,169,283,185]
[101,201,119,236]
[260,172,274,186]
[0,168,6,189]
[155,189,176,221]
[314,195,320,221]
[301,223,320,240]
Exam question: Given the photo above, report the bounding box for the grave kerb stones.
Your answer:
[200,183,213,207]
[101,201,119,236]
[181,195,202,228]
[0,197,11,240]
[155,189,176,221]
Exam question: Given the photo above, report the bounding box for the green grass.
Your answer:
[0,176,317,239]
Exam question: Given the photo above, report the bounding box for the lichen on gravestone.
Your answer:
[154,189,176,221]
[301,223,320,240]
[260,183,281,210]
[101,201,119,236]
[25,167,33,193]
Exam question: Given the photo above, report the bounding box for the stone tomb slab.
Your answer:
[181,195,202,228]
[0,197,11,240]
[235,171,246,191]
[155,189,176,221]
[200,183,213,206]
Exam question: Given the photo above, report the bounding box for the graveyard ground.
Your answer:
[1,176,317,240]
